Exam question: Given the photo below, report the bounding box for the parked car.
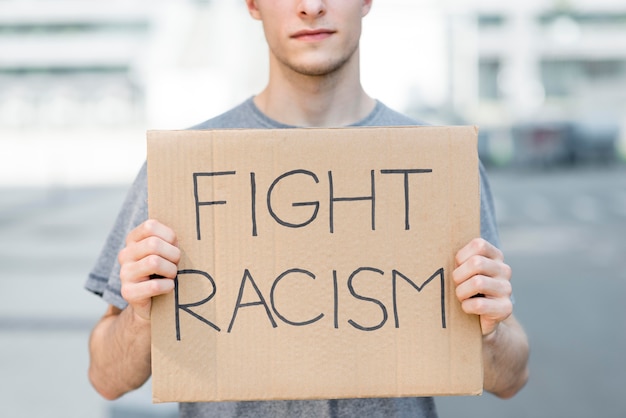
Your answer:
[510,117,619,166]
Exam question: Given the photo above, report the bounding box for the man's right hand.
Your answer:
[118,219,181,321]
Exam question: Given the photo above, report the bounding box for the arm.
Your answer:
[88,220,180,400]
[453,238,530,399]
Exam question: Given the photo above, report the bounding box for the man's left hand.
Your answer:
[453,238,513,337]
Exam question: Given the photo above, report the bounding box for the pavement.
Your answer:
[0,186,177,418]
[437,165,626,418]
[1,164,625,417]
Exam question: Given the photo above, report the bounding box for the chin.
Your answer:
[289,56,352,77]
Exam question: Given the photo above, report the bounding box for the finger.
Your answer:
[455,238,503,266]
[453,254,511,287]
[126,219,177,247]
[121,278,175,305]
[455,274,512,302]
[460,295,513,325]
[120,254,179,285]
[118,235,181,265]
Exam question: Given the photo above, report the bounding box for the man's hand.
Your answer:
[453,238,513,337]
[118,219,181,321]
[88,219,180,400]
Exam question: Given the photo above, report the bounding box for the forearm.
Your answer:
[88,305,152,400]
[482,315,529,398]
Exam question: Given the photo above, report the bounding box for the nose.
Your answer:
[298,0,326,17]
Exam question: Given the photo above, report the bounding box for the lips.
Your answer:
[291,28,335,41]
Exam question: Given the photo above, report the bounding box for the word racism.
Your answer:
[193,168,433,239]
[173,266,446,341]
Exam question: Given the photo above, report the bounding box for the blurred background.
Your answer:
[0,0,624,417]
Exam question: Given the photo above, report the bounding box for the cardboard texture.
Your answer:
[147,126,483,403]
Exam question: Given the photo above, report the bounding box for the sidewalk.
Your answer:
[0,186,176,417]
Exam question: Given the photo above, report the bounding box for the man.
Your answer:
[86,1,529,417]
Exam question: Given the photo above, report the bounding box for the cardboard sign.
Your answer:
[147,126,483,403]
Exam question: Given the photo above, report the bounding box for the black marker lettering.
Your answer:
[392,268,446,329]
[175,269,220,341]
[347,267,387,331]
[193,171,236,240]
[228,269,277,333]
[267,170,320,229]
[380,169,433,230]
[270,268,324,326]
[250,172,257,237]
[329,170,376,233]
[333,270,339,329]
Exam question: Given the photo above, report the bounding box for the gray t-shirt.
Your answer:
[86,97,500,418]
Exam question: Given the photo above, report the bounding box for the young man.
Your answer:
[86,1,529,417]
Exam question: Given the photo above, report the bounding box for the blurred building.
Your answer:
[0,0,157,186]
[0,0,624,187]
[454,0,626,165]
[0,0,261,186]
[0,0,154,130]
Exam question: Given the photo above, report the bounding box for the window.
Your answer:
[541,59,626,98]
[479,59,501,100]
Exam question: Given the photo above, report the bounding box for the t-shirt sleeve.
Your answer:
[479,162,501,248]
[85,163,149,309]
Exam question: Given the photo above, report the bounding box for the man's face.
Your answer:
[247,0,372,77]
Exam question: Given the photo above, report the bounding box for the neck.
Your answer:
[254,49,375,127]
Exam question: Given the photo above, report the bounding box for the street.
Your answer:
[1,164,625,418]
[438,165,626,417]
